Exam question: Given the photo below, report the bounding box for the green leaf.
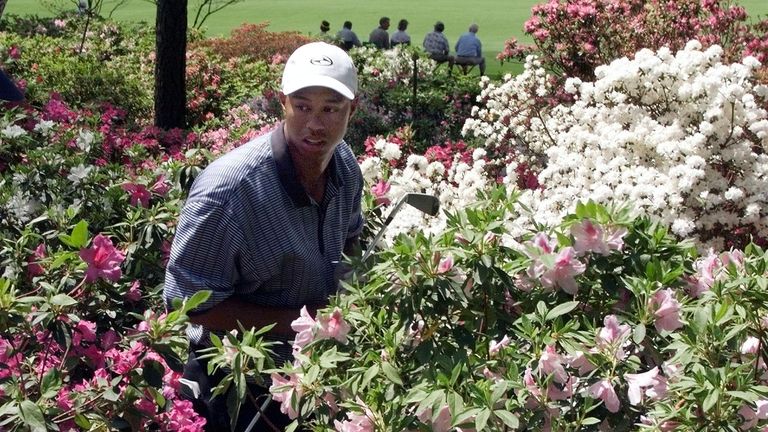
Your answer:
[59,220,89,249]
[382,362,403,386]
[545,301,579,321]
[581,417,601,425]
[633,323,646,344]
[361,364,379,391]
[702,388,720,412]
[40,369,62,399]
[50,294,77,307]
[74,413,91,429]
[475,408,490,431]
[494,410,519,428]
[726,391,758,403]
[18,400,46,432]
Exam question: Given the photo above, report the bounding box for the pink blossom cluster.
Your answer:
[498,0,768,81]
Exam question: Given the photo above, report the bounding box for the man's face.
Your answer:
[382,20,390,30]
[280,86,356,166]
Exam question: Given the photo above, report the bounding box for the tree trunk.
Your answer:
[154,0,187,129]
[0,0,7,22]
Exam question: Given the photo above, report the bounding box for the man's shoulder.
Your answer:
[188,133,274,202]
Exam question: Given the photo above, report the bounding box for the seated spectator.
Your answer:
[454,23,485,75]
[423,21,454,72]
[390,19,411,47]
[368,16,390,49]
[337,20,362,51]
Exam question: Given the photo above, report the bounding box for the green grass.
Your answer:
[6,0,768,78]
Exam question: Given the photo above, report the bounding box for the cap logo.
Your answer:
[310,56,334,66]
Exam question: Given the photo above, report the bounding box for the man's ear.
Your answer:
[278,91,287,110]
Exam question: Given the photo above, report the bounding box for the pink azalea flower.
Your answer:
[624,367,667,405]
[79,234,125,283]
[27,243,46,278]
[567,351,596,375]
[527,232,557,256]
[547,376,575,401]
[370,180,391,206]
[437,255,454,274]
[588,379,620,413]
[269,371,303,419]
[489,335,511,357]
[334,399,375,432]
[687,251,719,297]
[150,175,172,196]
[417,404,452,432]
[649,289,683,332]
[539,345,568,384]
[125,280,142,302]
[121,182,151,207]
[523,367,543,405]
[316,308,351,344]
[571,219,627,256]
[742,336,761,355]
[596,315,631,360]
[540,247,586,294]
[291,306,317,350]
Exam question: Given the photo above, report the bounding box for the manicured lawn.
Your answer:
[5,0,767,78]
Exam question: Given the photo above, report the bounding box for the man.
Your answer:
[337,20,362,51]
[164,41,363,431]
[368,16,391,49]
[423,21,454,72]
[455,23,486,75]
[390,18,411,47]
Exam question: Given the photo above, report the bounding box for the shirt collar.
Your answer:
[271,122,343,207]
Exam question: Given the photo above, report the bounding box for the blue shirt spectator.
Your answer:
[454,23,486,75]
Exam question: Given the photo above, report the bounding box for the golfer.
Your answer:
[164,41,364,431]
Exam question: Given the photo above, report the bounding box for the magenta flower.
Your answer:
[370,180,391,206]
[122,182,151,207]
[270,370,303,419]
[649,289,683,332]
[596,315,631,360]
[588,379,620,413]
[162,399,207,431]
[624,367,667,405]
[316,308,351,344]
[527,232,556,256]
[27,243,46,278]
[570,219,627,256]
[540,247,586,294]
[125,280,142,302]
[150,175,172,196]
[79,234,125,283]
[74,320,97,345]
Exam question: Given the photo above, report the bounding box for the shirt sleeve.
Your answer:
[163,198,245,313]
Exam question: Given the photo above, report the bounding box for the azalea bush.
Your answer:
[267,192,768,431]
[498,0,768,82]
[463,42,768,250]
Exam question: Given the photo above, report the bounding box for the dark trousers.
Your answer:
[180,346,294,431]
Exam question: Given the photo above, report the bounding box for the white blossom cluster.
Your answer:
[361,145,495,245]
[354,45,440,87]
[464,41,768,249]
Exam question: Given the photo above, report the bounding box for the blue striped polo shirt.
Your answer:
[163,122,364,350]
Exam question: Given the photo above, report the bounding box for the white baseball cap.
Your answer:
[281,42,358,100]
